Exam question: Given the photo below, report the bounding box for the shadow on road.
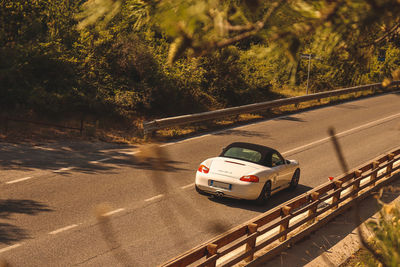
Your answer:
[0,141,187,175]
[212,129,272,138]
[0,199,52,219]
[332,103,367,110]
[0,199,52,244]
[0,223,28,244]
[275,116,306,122]
[207,184,312,213]
[0,142,135,172]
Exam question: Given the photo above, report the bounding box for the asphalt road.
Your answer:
[0,92,399,266]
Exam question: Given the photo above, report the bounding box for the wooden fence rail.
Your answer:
[161,148,400,267]
[144,81,400,136]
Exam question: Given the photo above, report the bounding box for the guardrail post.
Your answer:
[352,170,362,199]
[244,223,258,262]
[206,244,218,267]
[332,181,343,210]
[279,206,292,242]
[143,128,155,140]
[386,153,395,178]
[308,192,320,224]
[143,121,157,140]
[370,161,380,187]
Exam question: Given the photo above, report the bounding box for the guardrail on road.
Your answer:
[161,148,400,267]
[144,81,400,136]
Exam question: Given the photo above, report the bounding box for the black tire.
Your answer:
[195,184,209,196]
[256,180,272,204]
[289,169,300,190]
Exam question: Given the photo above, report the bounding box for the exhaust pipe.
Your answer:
[215,191,224,197]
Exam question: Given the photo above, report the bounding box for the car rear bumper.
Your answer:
[195,172,263,200]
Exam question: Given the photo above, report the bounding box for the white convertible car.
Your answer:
[195,142,300,203]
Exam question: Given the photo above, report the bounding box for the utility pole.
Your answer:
[300,53,320,95]
[306,54,311,95]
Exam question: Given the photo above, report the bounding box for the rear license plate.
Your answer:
[210,180,232,190]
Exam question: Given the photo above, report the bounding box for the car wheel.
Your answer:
[289,169,300,190]
[195,184,209,196]
[257,181,272,204]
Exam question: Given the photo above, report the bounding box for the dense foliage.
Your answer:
[358,202,400,267]
[1,0,400,120]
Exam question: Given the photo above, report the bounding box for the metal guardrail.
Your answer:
[161,148,400,267]
[144,81,400,136]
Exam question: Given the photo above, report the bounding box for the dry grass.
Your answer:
[339,248,370,267]
[270,85,305,98]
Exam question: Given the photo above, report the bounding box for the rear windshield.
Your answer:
[223,147,262,163]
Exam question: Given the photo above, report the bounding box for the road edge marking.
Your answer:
[103,208,125,217]
[6,177,32,184]
[49,224,79,235]
[181,183,195,190]
[0,244,22,254]
[144,194,164,202]
[53,167,74,173]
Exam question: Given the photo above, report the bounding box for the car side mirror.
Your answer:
[286,159,290,164]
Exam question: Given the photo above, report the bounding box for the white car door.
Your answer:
[270,152,292,190]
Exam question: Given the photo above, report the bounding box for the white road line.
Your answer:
[176,134,212,144]
[282,112,400,156]
[33,146,56,151]
[181,183,195,189]
[124,151,139,155]
[160,143,173,147]
[103,208,125,217]
[144,194,164,202]
[89,157,111,164]
[98,157,111,162]
[0,244,22,254]
[6,176,32,184]
[49,224,79,235]
[53,167,74,173]
[159,134,212,147]
[77,152,136,165]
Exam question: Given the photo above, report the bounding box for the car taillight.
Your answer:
[240,175,259,182]
[198,165,210,174]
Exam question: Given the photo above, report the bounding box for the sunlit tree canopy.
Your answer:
[1,0,400,120]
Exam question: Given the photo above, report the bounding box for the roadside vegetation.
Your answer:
[1,0,400,133]
[342,200,400,267]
